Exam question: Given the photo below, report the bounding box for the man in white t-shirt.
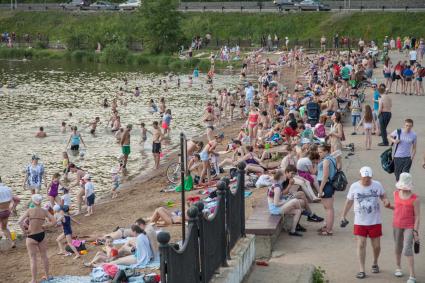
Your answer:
[341,166,390,279]
[409,49,417,66]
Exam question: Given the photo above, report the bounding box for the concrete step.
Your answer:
[244,262,315,283]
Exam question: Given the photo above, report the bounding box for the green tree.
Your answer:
[140,0,182,54]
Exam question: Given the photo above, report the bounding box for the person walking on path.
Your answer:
[340,166,390,279]
[389,119,417,181]
[378,84,392,146]
[385,173,420,283]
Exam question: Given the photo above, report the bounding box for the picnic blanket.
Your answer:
[41,275,147,283]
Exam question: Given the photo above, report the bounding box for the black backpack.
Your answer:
[328,158,348,192]
[380,129,401,174]
[306,101,320,125]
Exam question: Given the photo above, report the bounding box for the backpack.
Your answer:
[306,102,320,122]
[314,123,326,138]
[380,128,401,174]
[327,158,348,192]
[419,67,425,78]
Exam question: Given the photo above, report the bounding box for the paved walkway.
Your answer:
[248,51,425,283]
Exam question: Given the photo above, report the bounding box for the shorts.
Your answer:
[395,74,401,80]
[113,182,120,191]
[0,209,11,220]
[384,72,391,78]
[354,224,382,238]
[90,128,95,135]
[162,122,169,130]
[319,181,334,198]
[343,77,349,81]
[200,151,209,162]
[86,194,95,206]
[417,77,423,82]
[122,145,131,156]
[351,114,361,126]
[70,144,79,151]
[152,142,161,154]
[393,228,414,256]
[27,185,41,193]
[410,60,416,66]
[405,77,412,82]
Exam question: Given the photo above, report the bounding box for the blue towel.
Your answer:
[40,276,92,283]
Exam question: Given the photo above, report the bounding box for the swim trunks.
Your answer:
[152,142,161,154]
[122,145,131,156]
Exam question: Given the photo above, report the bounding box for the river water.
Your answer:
[0,59,241,229]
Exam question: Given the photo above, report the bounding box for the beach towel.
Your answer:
[175,175,193,192]
[117,258,160,270]
[40,274,148,283]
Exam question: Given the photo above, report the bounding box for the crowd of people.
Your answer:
[0,34,424,283]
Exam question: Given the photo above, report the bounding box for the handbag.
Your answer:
[380,129,401,174]
[414,240,420,254]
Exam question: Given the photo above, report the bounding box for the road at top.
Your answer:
[249,50,425,283]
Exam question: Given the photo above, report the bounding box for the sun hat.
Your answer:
[31,154,40,161]
[31,194,43,205]
[53,204,61,212]
[396,172,413,191]
[360,166,373,178]
[83,174,91,180]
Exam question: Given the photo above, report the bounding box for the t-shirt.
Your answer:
[245,86,254,103]
[373,90,380,111]
[0,183,12,203]
[347,180,385,226]
[85,182,95,197]
[135,233,154,265]
[25,164,45,187]
[409,50,417,61]
[351,98,361,115]
[391,129,417,158]
[296,157,312,172]
[341,66,350,80]
[163,114,172,125]
[61,194,71,206]
[403,69,414,78]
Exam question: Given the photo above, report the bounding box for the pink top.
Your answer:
[393,190,417,229]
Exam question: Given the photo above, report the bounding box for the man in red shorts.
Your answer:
[341,166,390,279]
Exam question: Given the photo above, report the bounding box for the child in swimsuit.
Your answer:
[47,173,63,208]
[139,122,148,148]
[56,205,80,259]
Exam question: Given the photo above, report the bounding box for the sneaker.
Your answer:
[289,231,303,237]
[407,277,416,283]
[307,214,324,222]
[296,224,307,232]
[394,269,403,277]
[378,142,389,146]
[351,132,357,135]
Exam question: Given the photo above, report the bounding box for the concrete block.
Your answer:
[210,234,255,283]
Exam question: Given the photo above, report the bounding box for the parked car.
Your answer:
[273,0,295,11]
[119,0,141,10]
[295,0,330,11]
[60,0,90,9]
[83,1,118,10]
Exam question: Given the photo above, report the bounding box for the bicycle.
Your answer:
[166,155,220,184]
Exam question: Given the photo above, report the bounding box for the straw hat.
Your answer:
[396,173,413,191]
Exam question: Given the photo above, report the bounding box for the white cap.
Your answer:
[53,204,61,212]
[360,166,373,178]
[31,194,43,205]
[396,172,413,191]
[83,174,91,180]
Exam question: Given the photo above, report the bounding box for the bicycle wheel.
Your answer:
[166,162,181,184]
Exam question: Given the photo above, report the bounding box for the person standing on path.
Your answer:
[23,155,46,195]
[389,119,417,181]
[378,84,392,146]
[120,124,132,169]
[341,166,390,279]
[385,173,420,283]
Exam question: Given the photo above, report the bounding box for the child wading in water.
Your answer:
[139,122,148,148]
[111,168,120,199]
[47,173,63,207]
[162,109,172,137]
[356,104,375,150]
[56,205,81,259]
[83,174,95,216]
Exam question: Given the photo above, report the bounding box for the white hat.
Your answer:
[111,168,118,174]
[360,166,373,178]
[396,173,413,191]
[31,194,43,205]
[53,204,61,212]
[83,174,91,180]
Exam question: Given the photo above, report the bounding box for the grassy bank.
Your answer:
[1,11,425,45]
[0,46,240,70]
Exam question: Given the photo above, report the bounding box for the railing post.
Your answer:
[238,162,246,237]
[217,181,228,267]
[195,201,207,283]
[222,177,231,260]
[157,231,171,283]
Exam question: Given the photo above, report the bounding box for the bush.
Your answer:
[71,50,89,62]
[313,266,327,283]
[169,60,183,71]
[101,44,129,64]
[136,55,151,66]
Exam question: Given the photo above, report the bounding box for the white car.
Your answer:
[119,0,140,10]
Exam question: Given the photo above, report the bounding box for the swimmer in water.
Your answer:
[177,77,181,88]
[102,98,109,108]
[149,99,158,113]
[134,87,140,97]
[188,76,193,87]
[111,116,121,133]
[152,121,163,169]
[35,127,47,138]
[159,97,166,117]
[89,117,100,136]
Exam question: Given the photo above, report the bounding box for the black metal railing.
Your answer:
[157,162,246,283]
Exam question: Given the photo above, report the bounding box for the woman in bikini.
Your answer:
[247,106,260,144]
[149,207,182,226]
[203,108,215,141]
[18,194,56,283]
[199,133,224,185]
[239,146,266,174]
[0,179,20,248]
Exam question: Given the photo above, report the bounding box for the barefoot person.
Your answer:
[68,163,86,214]
[35,127,47,138]
[152,121,163,169]
[0,178,20,248]
[66,126,86,156]
[340,167,390,279]
[120,124,132,169]
[23,155,46,195]
[18,194,56,283]
[385,173,421,283]
[56,205,81,259]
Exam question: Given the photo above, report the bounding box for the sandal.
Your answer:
[318,230,333,236]
[356,272,366,279]
[371,264,380,273]
[394,269,403,277]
